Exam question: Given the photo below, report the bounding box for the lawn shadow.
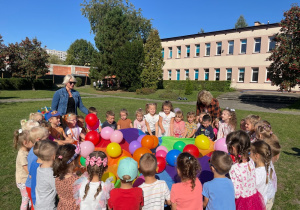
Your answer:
[283,147,300,158]
[0,97,18,99]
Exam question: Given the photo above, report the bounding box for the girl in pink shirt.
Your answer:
[171,152,203,210]
[173,110,186,138]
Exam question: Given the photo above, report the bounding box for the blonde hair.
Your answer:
[245,115,260,128]
[222,108,237,130]
[212,118,220,129]
[255,120,273,140]
[29,126,49,144]
[187,111,196,123]
[65,113,77,121]
[145,103,157,114]
[175,110,184,120]
[197,90,213,106]
[21,120,39,131]
[139,153,157,177]
[29,112,43,122]
[13,129,30,149]
[62,74,77,85]
[136,108,144,116]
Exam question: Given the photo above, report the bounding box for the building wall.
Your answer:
[46,49,67,61]
[47,64,90,76]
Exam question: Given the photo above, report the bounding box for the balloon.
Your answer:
[101,172,116,184]
[110,130,123,143]
[129,141,142,154]
[183,144,200,158]
[173,141,186,152]
[156,145,168,153]
[133,147,152,163]
[85,113,98,127]
[85,131,100,146]
[114,179,121,188]
[195,135,210,150]
[101,127,114,140]
[152,136,159,149]
[141,135,154,149]
[137,135,146,143]
[156,157,166,173]
[106,142,122,158]
[166,149,181,167]
[80,156,86,167]
[117,156,129,167]
[156,150,167,159]
[214,138,228,153]
[80,141,95,158]
[87,120,100,131]
[132,176,145,187]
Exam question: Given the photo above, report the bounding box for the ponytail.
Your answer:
[13,130,20,150]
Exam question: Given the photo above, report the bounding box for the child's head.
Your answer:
[226,130,251,163]
[161,100,174,114]
[139,153,157,177]
[120,108,128,120]
[21,120,39,131]
[39,120,51,130]
[77,115,85,128]
[29,112,43,123]
[13,129,32,150]
[201,114,211,128]
[37,140,58,162]
[53,144,80,180]
[212,118,220,129]
[198,112,207,123]
[145,103,157,115]
[210,151,233,175]
[29,126,49,144]
[66,113,77,128]
[88,107,98,115]
[175,110,184,123]
[46,111,61,126]
[117,157,138,183]
[244,114,260,132]
[221,108,237,129]
[240,119,246,131]
[33,141,42,163]
[176,152,201,190]
[255,120,273,140]
[264,137,281,163]
[105,110,115,124]
[187,111,196,124]
[136,108,144,122]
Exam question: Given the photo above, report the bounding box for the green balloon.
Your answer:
[114,179,121,188]
[173,141,186,152]
[80,156,86,167]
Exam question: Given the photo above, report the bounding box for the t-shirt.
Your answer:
[101,121,117,130]
[117,118,132,129]
[202,178,235,210]
[144,113,159,132]
[25,148,38,187]
[108,188,144,210]
[30,161,40,205]
[65,126,82,142]
[159,111,175,136]
[139,180,170,210]
[16,149,29,184]
[35,167,56,210]
[185,122,197,138]
[267,161,277,200]
[255,167,268,204]
[173,121,185,137]
[170,179,203,210]
[134,119,146,133]
[195,125,214,140]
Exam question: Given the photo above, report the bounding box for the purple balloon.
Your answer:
[137,135,146,143]
[129,140,142,154]
[214,138,228,153]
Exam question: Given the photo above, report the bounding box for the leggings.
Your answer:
[17,183,29,210]
[25,187,34,210]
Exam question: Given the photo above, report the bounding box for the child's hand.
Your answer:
[161,128,165,134]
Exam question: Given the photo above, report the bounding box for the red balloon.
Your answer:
[85,113,98,127]
[156,157,166,173]
[183,144,200,158]
[85,131,100,146]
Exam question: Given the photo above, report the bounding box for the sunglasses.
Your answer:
[69,82,77,85]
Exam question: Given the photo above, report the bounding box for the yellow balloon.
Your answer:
[195,135,210,150]
[101,172,116,184]
[117,156,129,167]
[106,142,122,158]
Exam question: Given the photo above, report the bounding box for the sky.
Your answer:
[0,0,296,51]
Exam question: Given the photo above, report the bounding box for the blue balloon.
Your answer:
[166,149,181,167]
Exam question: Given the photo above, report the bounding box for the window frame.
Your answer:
[205,43,210,56]
[226,68,232,81]
[268,36,276,52]
[240,39,247,54]
[238,68,245,82]
[162,48,164,58]
[195,44,200,57]
[204,69,209,81]
[168,47,172,58]
[168,69,172,80]
[216,42,222,55]
[176,69,180,80]
[194,69,199,80]
[215,68,220,81]
[251,68,259,82]
[265,68,271,82]
[185,69,189,80]
[177,46,181,58]
[228,40,234,55]
[254,38,261,53]
[186,45,190,57]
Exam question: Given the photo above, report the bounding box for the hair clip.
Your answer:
[66,145,81,164]
[58,155,63,159]
[18,129,23,134]
[188,156,191,159]
[230,108,235,112]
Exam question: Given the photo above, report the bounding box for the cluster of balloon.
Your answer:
[106,142,122,158]
[80,141,95,158]
[141,135,159,149]
[173,141,186,152]
[166,149,181,167]
[183,144,199,158]
[214,138,228,153]
[101,127,124,143]
[195,135,210,150]
[129,141,142,154]
[85,131,100,146]
[85,113,99,130]
[155,146,169,173]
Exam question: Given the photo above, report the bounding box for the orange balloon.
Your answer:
[141,135,154,149]
[152,136,159,149]
[133,147,152,163]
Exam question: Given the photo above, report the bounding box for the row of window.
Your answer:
[167,68,270,83]
[162,37,276,59]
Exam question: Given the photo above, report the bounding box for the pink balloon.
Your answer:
[156,145,168,153]
[80,141,95,158]
[87,120,100,131]
[101,127,114,140]
[156,150,167,159]
[214,138,228,153]
[110,130,123,143]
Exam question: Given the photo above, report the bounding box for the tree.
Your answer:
[141,29,164,89]
[267,5,300,92]
[235,15,248,29]
[199,28,205,33]
[0,34,6,71]
[65,39,96,66]
[47,54,64,65]
[5,37,49,90]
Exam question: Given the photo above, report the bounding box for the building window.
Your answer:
[238,68,245,82]
[194,69,199,80]
[265,69,271,82]
[216,42,222,55]
[177,46,181,58]
[195,44,200,57]
[169,47,172,58]
[215,69,220,80]
[228,41,234,55]
[176,69,180,80]
[254,38,261,53]
[204,69,209,81]
[186,45,190,57]
[269,36,276,51]
[205,43,210,56]
[226,68,232,81]
[168,70,172,80]
[240,39,247,54]
[185,69,189,80]
[251,68,259,82]
[162,48,164,58]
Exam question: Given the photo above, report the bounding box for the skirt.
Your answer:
[235,191,265,210]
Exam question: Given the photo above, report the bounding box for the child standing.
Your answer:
[74,151,114,209]
[217,108,236,140]
[108,158,143,210]
[170,152,202,210]
[244,114,260,142]
[133,108,146,133]
[117,108,133,129]
[226,130,265,210]
[195,114,214,140]
[65,113,86,146]
[203,151,235,210]
[158,101,175,137]
[87,107,102,132]
[185,111,197,138]
[144,103,159,136]
[212,118,219,140]
[102,110,117,130]
[139,154,171,209]
[173,110,186,138]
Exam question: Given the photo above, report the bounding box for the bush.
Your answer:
[136,88,156,95]
[185,79,193,95]
[75,77,82,87]
[163,80,231,92]
[159,89,179,100]
[0,78,54,90]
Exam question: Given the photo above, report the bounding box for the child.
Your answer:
[21,120,39,131]
[35,140,59,210]
[74,151,114,209]
[14,129,33,210]
[29,112,43,123]
[158,101,175,137]
[144,103,159,136]
[217,108,237,140]
[170,152,202,209]
[196,112,207,129]
[212,118,219,139]
[244,114,260,142]
[87,107,102,132]
[226,130,265,210]
[108,158,143,210]
[251,141,272,205]
[102,110,117,130]
[139,153,171,209]
[117,108,133,129]
[240,119,246,131]
[53,144,80,209]
[254,120,275,141]
[77,115,87,134]
[195,114,214,140]
[65,113,86,145]
[133,108,146,133]
[185,111,197,138]
[203,151,235,210]
[173,110,186,138]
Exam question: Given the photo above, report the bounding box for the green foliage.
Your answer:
[164,80,232,92]
[75,77,83,87]
[0,34,6,71]
[136,87,155,95]
[141,29,164,89]
[235,15,248,29]
[0,78,54,90]
[159,89,179,100]
[47,54,64,64]
[268,5,300,92]
[185,79,193,95]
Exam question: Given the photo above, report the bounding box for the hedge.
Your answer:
[0,78,55,90]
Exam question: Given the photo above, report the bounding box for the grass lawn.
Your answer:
[0,95,299,209]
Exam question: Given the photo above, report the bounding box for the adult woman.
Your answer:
[196,90,221,122]
[51,75,88,115]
